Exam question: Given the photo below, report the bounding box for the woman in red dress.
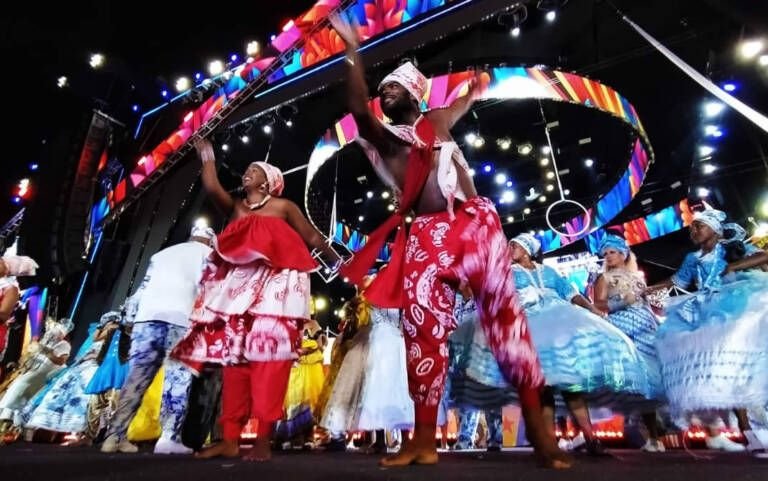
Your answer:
[172,139,337,461]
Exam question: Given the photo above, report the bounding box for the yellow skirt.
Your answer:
[126,368,164,442]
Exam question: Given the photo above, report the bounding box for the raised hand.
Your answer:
[329,12,359,50]
[194,138,216,164]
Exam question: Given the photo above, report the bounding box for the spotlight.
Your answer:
[230,54,239,62]
[194,72,203,81]
[760,55,768,66]
[222,144,229,151]
[472,136,486,148]
[132,104,139,112]
[387,204,396,212]
[208,60,225,76]
[241,135,250,144]
[501,190,516,203]
[698,145,715,157]
[523,207,531,214]
[89,53,105,68]
[506,181,513,187]
[546,171,555,179]
[584,158,594,167]
[246,41,260,57]
[701,163,717,174]
[405,216,414,223]
[546,184,554,192]
[161,90,168,98]
[29,163,39,171]
[382,191,391,199]
[703,125,723,137]
[194,217,209,229]
[722,83,737,92]
[262,124,273,135]
[464,132,477,144]
[538,196,547,203]
[517,143,533,156]
[495,173,508,185]
[563,189,570,196]
[739,39,764,60]
[696,187,710,198]
[286,120,293,128]
[175,77,191,92]
[760,197,768,217]
[366,191,374,199]
[541,146,551,155]
[497,138,512,150]
[539,157,550,166]
[511,27,521,37]
[506,216,515,223]
[12,196,21,205]
[468,168,476,177]
[545,11,556,22]
[56,76,68,88]
[358,215,365,222]
[314,297,328,311]
[703,101,725,118]
[482,164,493,173]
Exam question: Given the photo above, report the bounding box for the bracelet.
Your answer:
[345,54,355,66]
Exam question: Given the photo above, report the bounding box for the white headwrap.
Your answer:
[693,209,727,236]
[379,61,428,103]
[1,255,38,277]
[249,161,284,196]
[510,233,542,257]
[190,225,215,241]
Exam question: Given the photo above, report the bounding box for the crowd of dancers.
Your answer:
[1,15,767,469]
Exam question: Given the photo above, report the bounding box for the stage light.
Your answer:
[511,27,521,37]
[89,53,105,68]
[221,144,229,151]
[701,163,717,174]
[29,163,39,171]
[12,196,21,205]
[541,145,551,155]
[506,216,515,223]
[468,168,476,177]
[161,90,168,98]
[546,184,554,192]
[540,157,550,166]
[760,197,768,217]
[563,189,570,196]
[246,41,260,58]
[270,34,276,42]
[472,136,486,148]
[195,72,202,81]
[739,39,764,60]
[314,297,328,311]
[406,216,413,223]
[194,217,209,229]
[698,145,715,157]
[760,55,768,66]
[366,191,374,199]
[262,124,273,135]
[518,143,533,156]
[546,171,555,179]
[584,158,594,167]
[464,132,477,144]
[483,164,493,173]
[230,54,239,63]
[722,83,737,92]
[175,77,190,92]
[497,138,512,150]
[670,181,682,189]
[501,190,516,203]
[208,60,225,76]
[132,104,139,112]
[17,178,30,198]
[538,195,547,203]
[545,11,556,22]
[241,135,250,144]
[696,187,710,198]
[358,215,364,222]
[538,229,545,236]
[506,181,513,187]
[382,191,391,199]
[703,101,725,118]
[57,76,68,88]
[286,120,293,128]
[387,204,396,212]
[495,173,508,185]
[523,207,531,214]
[703,125,723,137]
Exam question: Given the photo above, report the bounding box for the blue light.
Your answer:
[723,83,737,92]
[132,104,139,112]
[161,90,168,98]
[482,163,493,173]
[12,196,21,204]
[230,54,238,62]
[29,163,39,171]
[194,72,202,80]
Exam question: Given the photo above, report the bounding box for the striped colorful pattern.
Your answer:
[307,66,654,253]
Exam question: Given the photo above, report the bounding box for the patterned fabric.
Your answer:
[403,197,543,423]
[599,235,630,258]
[510,233,541,257]
[284,338,325,417]
[85,389,119,440]
[106,322,193,443]
[693,209,726,235]
[85,329,128,394]
[0,255,38,276]
[379,61,428,102]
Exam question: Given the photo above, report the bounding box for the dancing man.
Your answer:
[330,15,570,468]
[101,225,215,455]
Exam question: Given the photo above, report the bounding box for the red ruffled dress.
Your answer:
[172,215,317,369]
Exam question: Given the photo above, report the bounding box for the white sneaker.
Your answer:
[705,433,745,452]
[641,439,666,453]
[570,432,586,451]
[557,438,572,451]
[154,437,193,455]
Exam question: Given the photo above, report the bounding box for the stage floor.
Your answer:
[0,444,766,481]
